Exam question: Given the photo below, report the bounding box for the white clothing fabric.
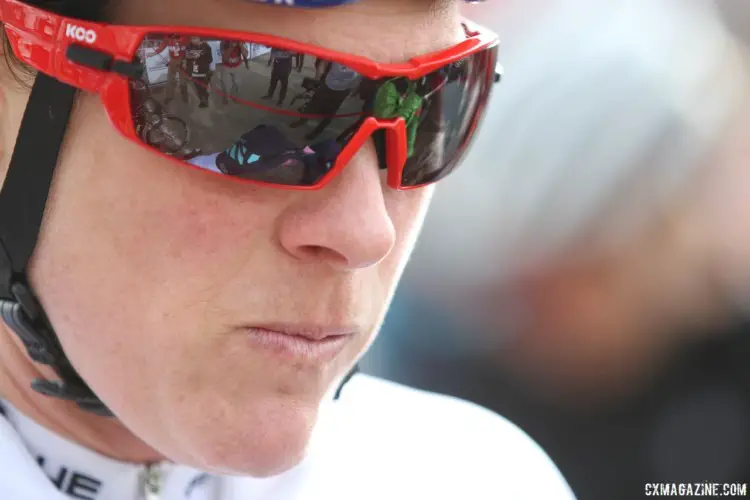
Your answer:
[0,374,576,500]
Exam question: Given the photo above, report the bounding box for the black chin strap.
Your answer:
[0,73,113,416]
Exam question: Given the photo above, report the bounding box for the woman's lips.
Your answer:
[243,327,355,363]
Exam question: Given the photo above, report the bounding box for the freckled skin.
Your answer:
[0,0,458,478]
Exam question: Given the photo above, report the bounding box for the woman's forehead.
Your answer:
[114,0,461,61]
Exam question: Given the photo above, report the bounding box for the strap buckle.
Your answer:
[0,283,61,365]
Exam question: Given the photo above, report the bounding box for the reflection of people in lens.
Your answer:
[372,75,446,157]
[181,36,214,108]
[289,62,361,141]
[300,138,340,185]
[314,57,327,80]
[152,34,187,106]
[214,41,248,104]
[187,125,340,185]
[263,49,294,106]
[215,125,298,177]
[294,52,305,72]
[336,78,380,143]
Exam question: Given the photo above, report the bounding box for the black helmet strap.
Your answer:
[0,73,114,416]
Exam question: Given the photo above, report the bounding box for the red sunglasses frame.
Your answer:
[0,0,499,191]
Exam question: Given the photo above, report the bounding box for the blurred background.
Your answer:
[360,0,750,498]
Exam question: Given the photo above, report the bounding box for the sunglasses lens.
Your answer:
[130,34,497,188]
[130,35,368,186]
[398,48,498,187]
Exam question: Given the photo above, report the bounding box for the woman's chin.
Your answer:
[172,400,318,477]
[198,442,309,478]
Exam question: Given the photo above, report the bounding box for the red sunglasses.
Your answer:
[0,0,499,190]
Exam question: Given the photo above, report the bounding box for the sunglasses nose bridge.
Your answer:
[335,117,407,188]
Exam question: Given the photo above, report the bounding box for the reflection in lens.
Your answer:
[130,33,496,187]
[399,50,496,187]
[131,34,368,186]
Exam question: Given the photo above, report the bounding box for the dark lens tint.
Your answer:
[398,49,497,187]
[130,34,495,187]
[131,35,367,186]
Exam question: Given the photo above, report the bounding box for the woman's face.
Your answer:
[0,0,462,477]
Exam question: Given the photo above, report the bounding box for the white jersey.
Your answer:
[0,374,576,500]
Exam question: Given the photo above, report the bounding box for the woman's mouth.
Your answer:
[242,325,357,363]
